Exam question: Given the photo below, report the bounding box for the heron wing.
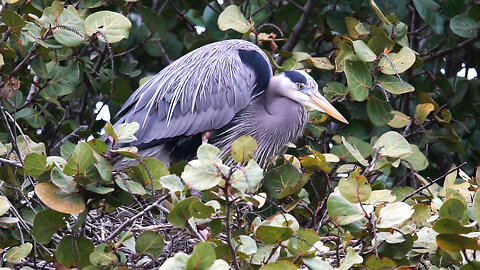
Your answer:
[115,40,273,145]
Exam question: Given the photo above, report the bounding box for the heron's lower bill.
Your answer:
[310,94,349,124]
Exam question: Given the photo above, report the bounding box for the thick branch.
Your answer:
[422,37,479,62]
[281,0,317,52]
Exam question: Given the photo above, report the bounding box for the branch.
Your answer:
[50,125,88,154]
[422,37,479,62]
[402,162,467,202]
[105,194,170,241]
[0,157,22,167]
[280,0,317,52]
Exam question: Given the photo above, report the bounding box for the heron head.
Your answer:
[272,70,349,124]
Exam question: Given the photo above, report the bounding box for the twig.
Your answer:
[402,162,467,202]
[0,157,22,167]
[280,0,316,52]
[105,194,170,241]
[422,37,479,62]
[0,103,23,165]
[50,125,88,154]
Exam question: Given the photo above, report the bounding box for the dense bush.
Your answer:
[0,0,480,269]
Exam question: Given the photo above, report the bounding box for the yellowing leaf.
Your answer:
[217,5,252,34]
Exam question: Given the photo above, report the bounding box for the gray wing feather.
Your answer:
[116,39,272,145]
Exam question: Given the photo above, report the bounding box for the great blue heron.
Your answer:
[114,39,348,168]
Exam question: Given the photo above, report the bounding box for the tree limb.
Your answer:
[422,37,479,62]
[281,0,317,52]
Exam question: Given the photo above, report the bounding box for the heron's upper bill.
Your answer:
[309,93,349,124]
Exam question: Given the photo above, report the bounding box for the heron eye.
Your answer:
[297,83,305,90]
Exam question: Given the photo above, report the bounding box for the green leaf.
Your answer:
[115,178,147,195]
[259,261,297,270]
[35,183,85,214]
[63,142,94,176]
[51,166,76,193]
[345,60,372,101]
[439,198,465,220]
[338,247,363,270]
[32,209,69,244]
[339,173,372,203]
[56,236,94,268]
[450,13,480,38]
[436,234,480,252]
[433,218,474,234]
[376,202,414,228]
[197,143,222,166]
[114,122,140,144]
[186,242,215,270]
[373,131,412,158]
[0,196,9,216]
[255,225,294,244]
[6,243,32,262]
[137,5,166,38]
[302,257,334,270]
[17,135,46,155]
[341,137,369,166]
[181,159,228,191]
[2,9,26,28]
[415,103,434,123]
[472,190,480,222]
[323,82,348,97]
[104,122,118,142]
[230,159,263,192]
[231,135,258,163]
[24,153,48,178]
[85,11,132,43]
[15,108,46,128]
[89,243,117,265]
[328,193,365,225]
[309,57,334,70]
[365,254,397,270]
[53,8,86,46]
[367,96,394,127]
[135,231,165,258]
[369,0,391,25]
[388,110,411,128]
[377,75,415,94]
[237,235,257,255]
[41,63,79,98]
[217,5,252,34]
[353,40,377,62]
[413,0,444,34]
[189,200,214,219]
[168,197,199,228]
[441,0,464,18]
[401,144,429,171]
[287,228,321,255]
[379,47,416,75]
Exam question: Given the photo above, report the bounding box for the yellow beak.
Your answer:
[309,93,349,124]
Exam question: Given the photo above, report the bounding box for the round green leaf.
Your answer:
[53,8,86,46]
[338,247,363,270]
[6,243,32,262]
[168,197,199,228]
[388,110,411,128]
[287,228,321,255]
[89,243,117,265]
[181,160,228,191]
[51,166,76,193]
[189,200,214,219]
[231,135,258,163]
[327,193,364,225]
[2,9,26,28]
[433,218,474,234]
[373,131,412,158]
[35,183,85,214]
[237,235,257,255]
[339,174,372,203]
[135,231,165,258]
[255,225,294,244]
[379,47,416,75]
[63,142,94,176]
[401,144,429,171]
[231,159,263,192]
[303,257,334,270]
[217,5,252,34]
[353,40,377,62]
[197,143,222,166]
[186,242,216,270]
[377,75,415,94]
[341,136,369,166]
[115,178,147,195]
[309,57,334,70]
[367,96,394,127]
[345,60,372,101]
[15,108,47,128]
[259,261,297,270]
[0,196,9,216]
[85,11,132,43]
[376,202,414,228]
[114,122,140,144]
[24,153,47,178]
[450,13,480,38]
[439,198,465,220]
[41,63,80,98]
[436,234,480,252]
[32,209,69,244]
[365,254,397,270]
[56,236,94,268]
